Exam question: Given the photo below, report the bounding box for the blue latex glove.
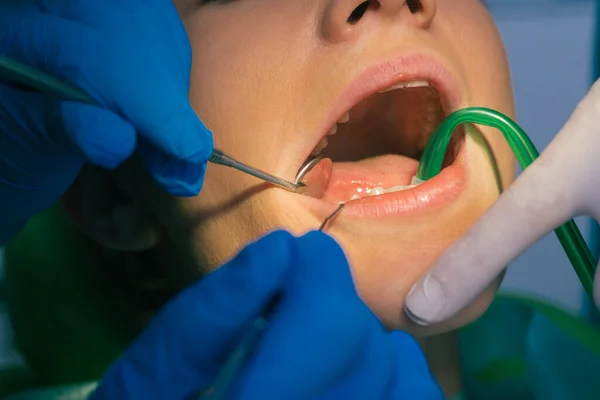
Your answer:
[0,0,213,244]
[90,231,444,400]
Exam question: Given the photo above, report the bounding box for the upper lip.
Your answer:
[301,52,464,163]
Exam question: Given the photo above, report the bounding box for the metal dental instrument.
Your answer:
[198,293,281,400]
[0,55,307,194]
[294,154,325,185]
[319,203,345,232]
[209,149,306,193]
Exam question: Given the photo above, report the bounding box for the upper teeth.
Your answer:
[378,80,430,94]
[312,136,329,155]
[313,81,431,156]
[312,115,348,154]
[327,112,350,135]
[337,112,350,123]
[314,114,348,154]
[319,111,350,146]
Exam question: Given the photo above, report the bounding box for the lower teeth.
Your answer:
[348,179,422,201]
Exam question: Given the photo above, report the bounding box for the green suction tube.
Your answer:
[416,107,597,302]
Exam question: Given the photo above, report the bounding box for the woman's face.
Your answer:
[172,0,515,335]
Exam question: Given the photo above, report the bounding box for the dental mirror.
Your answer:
[294,155,332,198]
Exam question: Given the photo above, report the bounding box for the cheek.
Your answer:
[438,4,516,185]
[184,12,313,172]
[463,28,513,117]
[435,2,513,111]
[172,192,263,268]
[173,190,313,274]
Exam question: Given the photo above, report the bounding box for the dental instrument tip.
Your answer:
[319,203,345,232]
[295,156,332,199]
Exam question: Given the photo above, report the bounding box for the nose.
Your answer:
[321,0,437,43]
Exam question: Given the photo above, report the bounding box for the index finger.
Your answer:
[2,10,213,165]
[403,78,600,325]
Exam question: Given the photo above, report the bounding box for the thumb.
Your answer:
[61,101,209,197]
[90,230,297,400]
[60,101,137,169]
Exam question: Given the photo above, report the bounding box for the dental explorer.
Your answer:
[197,293,281,400]
[319,203,345,231]
[0,55,308,195]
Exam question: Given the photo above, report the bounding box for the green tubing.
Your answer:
[416,107,597,302]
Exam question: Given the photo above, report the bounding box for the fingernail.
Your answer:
[404,273,445,326]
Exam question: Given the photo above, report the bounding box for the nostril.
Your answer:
[347,1,422,25]
[407,0,422,13]
[347,1,374,25]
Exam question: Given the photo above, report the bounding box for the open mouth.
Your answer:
[298,73,466,217]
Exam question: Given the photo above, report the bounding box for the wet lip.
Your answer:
[336,140,467,219]
[297,138,467,220]
[296,52,467,220]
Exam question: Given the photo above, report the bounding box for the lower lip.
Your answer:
[299,141,467,220]
[341,156,466,218]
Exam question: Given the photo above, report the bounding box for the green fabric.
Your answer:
[0,366,35,398]
[447,393,465,400]
[3,382,97,400]
[2,207,138,394]
[459,293,600,400]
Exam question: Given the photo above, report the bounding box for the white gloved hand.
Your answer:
[404,78,600,326]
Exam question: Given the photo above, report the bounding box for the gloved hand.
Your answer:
[0,0,213,244]
[90,231,444,400]
[404,78,600,326]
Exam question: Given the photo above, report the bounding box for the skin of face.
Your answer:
[153,0,516,336]
[1,0,518,389]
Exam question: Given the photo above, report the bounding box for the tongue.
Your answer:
[301,154,419,203]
